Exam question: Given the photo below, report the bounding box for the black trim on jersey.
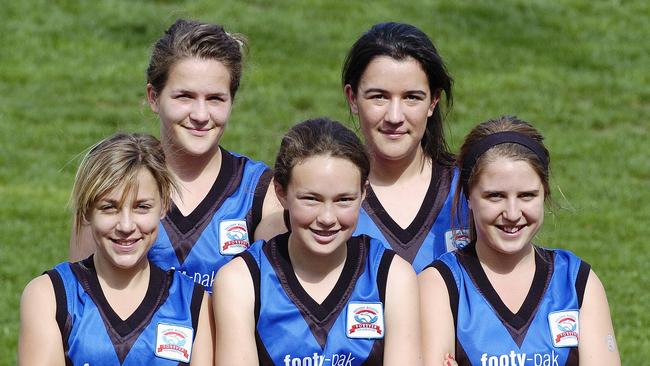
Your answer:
[576,260,591,308]
[45,269,73,366]
[247,168,273,237]
[264,233,368,348]
[189,281,205,333]
[360,339,384,366]
[162,149,246,265]
[455,341,471,366]
[239,251,273,365]
[240,251,261,321]
[457,244,553,347]
[70,257,172,364]
[566,347,579,366]
[361,163,452,262]
[431,261,460,328]
[376,250,395,303]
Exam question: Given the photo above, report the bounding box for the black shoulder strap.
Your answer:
[431,261,459,328]
[44,269,73,366]
[576,260,591,308]
[189,281,205,332]
[377,250,395,303]
[239,251,261,322]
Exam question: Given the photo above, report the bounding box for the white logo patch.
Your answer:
[445,229,470,251]
[155,323,193,362]
[219,220,250,255]
[346,302,384,339]
[548,310,579,347]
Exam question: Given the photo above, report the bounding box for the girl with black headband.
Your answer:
[418,116,620,366]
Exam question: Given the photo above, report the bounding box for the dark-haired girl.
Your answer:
[343,22,468,274]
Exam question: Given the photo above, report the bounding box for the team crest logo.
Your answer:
[219,220,250,255]
[445,229,470,251]
[548,310,579,347]
[346,302,384,339]
[155,323,193,362]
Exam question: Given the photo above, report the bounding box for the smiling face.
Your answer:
[469,157,545,256]
[89,168,164,270]
[345,56,438,163]
[276,155,364,257]
[147,57,233,157]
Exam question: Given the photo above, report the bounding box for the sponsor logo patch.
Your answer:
[346,302,384,339]
[445,229,470,251]
[219,220,250,255]
[548,310,579,347]
[155,323,193,362]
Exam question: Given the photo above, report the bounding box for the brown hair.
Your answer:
[146,18,248,99]
[454,116,550,241]
[71,133,177,236]
[274,118,370,190]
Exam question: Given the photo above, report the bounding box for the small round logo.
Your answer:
[451,230,470,249]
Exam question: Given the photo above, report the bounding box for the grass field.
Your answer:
[1,1,648,364]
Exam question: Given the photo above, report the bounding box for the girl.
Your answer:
[419,116,620,365]
[213,118,421,365]
[20,133,213,365]
[342,22,468,273]
[71,19,283,292]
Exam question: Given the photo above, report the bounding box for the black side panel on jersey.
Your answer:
[45,269,73,366]
[247,168,273,237]
[431,260,460,328]
[189,281,205,332]
[360,339,384,366]
[377,250,395,303]
[576,260,591,308]
[240,251,261,321]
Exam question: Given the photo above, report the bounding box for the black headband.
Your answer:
[460,131,549,197]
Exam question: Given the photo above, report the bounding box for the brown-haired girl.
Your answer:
[419,116,620,366]
[213,118,422,365]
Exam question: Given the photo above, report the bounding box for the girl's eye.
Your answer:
[405,94,423,101]
[520,192,538,200]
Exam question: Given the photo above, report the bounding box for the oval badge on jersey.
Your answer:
[155,323,193,363]
[219,219,250,255]
[346,302,384,339]
[548,310,579,347]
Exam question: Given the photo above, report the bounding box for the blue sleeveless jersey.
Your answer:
[46,257,205,365]
[148,148,271,292]
[241,233,395,366]
[353,164,469,274]
[432,245,591,366]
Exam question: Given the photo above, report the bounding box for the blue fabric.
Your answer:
[148,151,268,292]
[249,235,387,365]
[54,262,198,365]
[438,249,583,366]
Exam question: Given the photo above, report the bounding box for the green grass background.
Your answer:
[1,0,648,363]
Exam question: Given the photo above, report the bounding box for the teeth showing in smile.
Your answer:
[498,225,524,234]
[311,229,337,237]
[113,239,139,246]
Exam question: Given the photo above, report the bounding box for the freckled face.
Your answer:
[89,169,164,270]
[148,57,233,157]
[469,157,545,256]
[276,155,364,257]
[345,56,438,162]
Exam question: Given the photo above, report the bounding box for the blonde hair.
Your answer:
[71,133,176,236]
